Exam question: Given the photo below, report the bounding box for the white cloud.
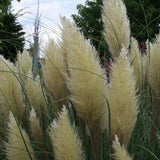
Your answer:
[12,0,85,48]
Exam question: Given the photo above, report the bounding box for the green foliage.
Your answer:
[72,0,109,58]
[0,1,25,63]
[125,0,160,42]
[128,90,160,160]
[72,0,160,56]
[0,0,11,13]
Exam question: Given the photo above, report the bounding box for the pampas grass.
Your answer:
[129,37,145,91]
[25,71,46,120]
[148,35,160,146]
[59,18,71,69]
[113,135,133,160]
[5,112,35,160]
[62,19,107,160]
[42,39,68,109]
[148,35,160,96]
[0,0,159,159]
[107,48,138,147]
[0,55,24,121]
[16,51,33,83]
[29,109,47,159]
[49,107,85,160]
[29,108,44,144]
[102,0,130,60]
[63,19,107,132]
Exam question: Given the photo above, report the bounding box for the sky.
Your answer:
[12,0,86,47]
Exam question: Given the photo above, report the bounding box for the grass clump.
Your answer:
[0,0,159,160]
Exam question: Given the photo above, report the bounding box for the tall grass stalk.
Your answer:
[0,0,159,159]
[61,19,108,160]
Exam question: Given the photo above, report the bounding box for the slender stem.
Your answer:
[151,98,159,149]
[90,128,103,160]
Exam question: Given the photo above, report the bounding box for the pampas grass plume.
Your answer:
[49,107,85,160]
[42,39,68,108]
[59,18,72,69]
[107,48,138,147]
[148,35,160,96]
[129,37,145,91]
[147,35,160,146]
[63,19,107,134]
[0,56,24,121]
[102,0,130,60]
[25,71,46,119]
[113,135,133,160]
[29,108,43,145]
[62,19,107,160]
[16,51,33,82]
[5,112,35,160]
[29,108,48,159]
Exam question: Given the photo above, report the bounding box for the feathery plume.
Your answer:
[102,0,130,60]
[16,51,33,82]
[29,108,47,159]
[25,71,46,119]
[129,37,145,91]
[148,35,160,96]
[59,17,71,69]
[0,56,24,121]
[49,107,85,160]
[5,112,35,160]
[42,39,68,109]
[63,19,107,160]
[30,108,43,144]
[113,135,133,160]
[107,48,138,147]
[148,35,160,146]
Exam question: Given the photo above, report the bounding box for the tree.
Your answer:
[72,0,160,56]
[0,0,10,12]
[0,0,25,63]
[125,0,160,42]
[72,0,109,58]
[0,0,21,12]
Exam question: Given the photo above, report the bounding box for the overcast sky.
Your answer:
[12,0,86,47]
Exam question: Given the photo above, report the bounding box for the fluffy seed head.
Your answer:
[29,108,44,149]
[5,112,35,160]
[63,19,107,133]
[102,0,130,60]
[107,48,138,147]
[16,51,33,82]
[42,39,68,108]
[25,71,46,119]
[0,56,24,121]
[49,107,85,160]
[113,135,133,160]
[148,35,160,96]
[129,37,145,91]
[59,17,72,69]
